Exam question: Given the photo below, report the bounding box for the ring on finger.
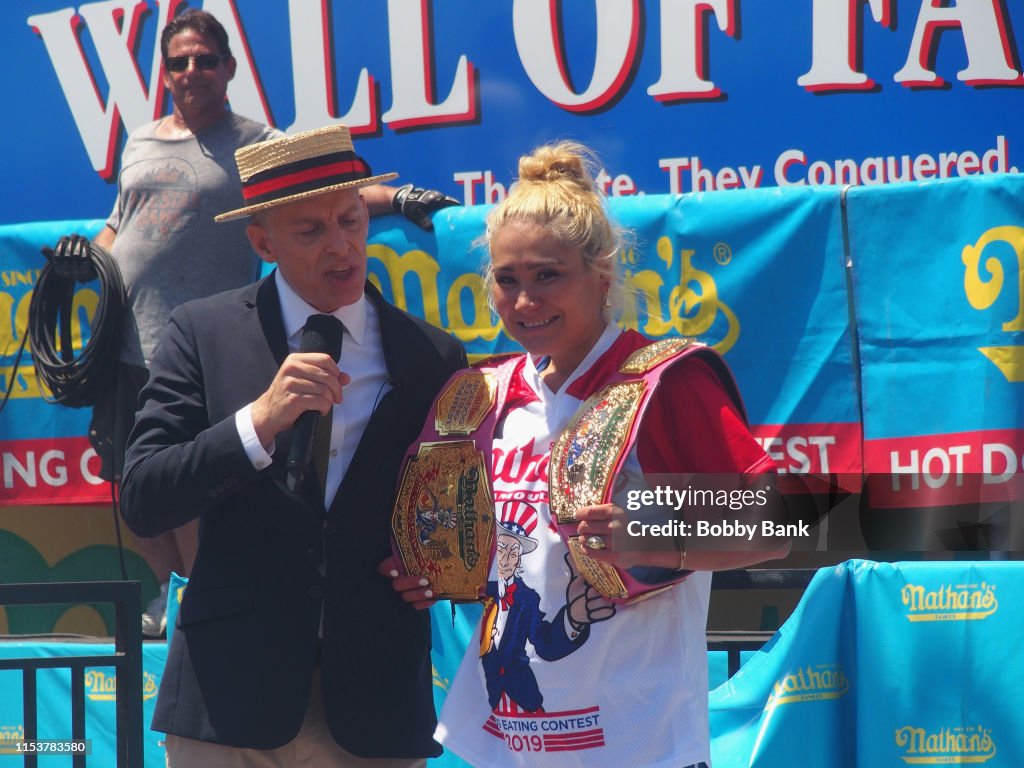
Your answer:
[585,535,606,551]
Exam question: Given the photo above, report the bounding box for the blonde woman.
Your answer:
[386,141,788,767]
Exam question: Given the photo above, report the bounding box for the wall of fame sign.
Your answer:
[4,0,1021,224]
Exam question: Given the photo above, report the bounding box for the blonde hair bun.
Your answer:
[517,143,594,191]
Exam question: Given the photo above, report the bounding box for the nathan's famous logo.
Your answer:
[895,724,996,764]
[1,280,97,400]
[962,225,1024,382]
[86,670,159,701]
[368,244,500,347]
[432,663,450,693]
[766,663,849,708]
[901,582,998,622]
[365,236,741,355]
[0,726,24,748]
[620,237,740,353]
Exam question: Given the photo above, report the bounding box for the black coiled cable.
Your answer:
[27,234,127,408]
[0,234,131,582]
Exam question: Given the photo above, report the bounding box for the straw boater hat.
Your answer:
[215,124,398,222]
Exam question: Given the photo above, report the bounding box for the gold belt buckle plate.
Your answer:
[549,380,648,600]
[435,370,496,436]
[392,440,495,600]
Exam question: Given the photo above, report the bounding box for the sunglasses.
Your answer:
[164,54,228,73]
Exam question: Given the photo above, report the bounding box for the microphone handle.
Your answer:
[286,410,319,492]
[286,314,343,493]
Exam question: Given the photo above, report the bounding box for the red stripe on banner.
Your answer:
[544,730,606,751]
[865,428,1024,507]
[491,704,600,719]
[482,717,503,738]
[751,422,863,478]
[543,728,605,744]
[242,160,366,200]
[0,437,108,506]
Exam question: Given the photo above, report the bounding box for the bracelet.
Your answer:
[675,537,688,572]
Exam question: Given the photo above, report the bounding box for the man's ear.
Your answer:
[247,220,275,264]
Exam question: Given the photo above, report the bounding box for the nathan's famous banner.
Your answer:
[0,643,167,767]
[710,559,1023,767]
[850,174,1024,549]
[0,188,856,507]
[5,0,1022,227]
[0,220,106,505]
[2,560,1017,767]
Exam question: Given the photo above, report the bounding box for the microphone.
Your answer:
[286,314,344,492]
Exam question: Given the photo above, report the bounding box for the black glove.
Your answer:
[42,234,98,283]
[392,183,460,231]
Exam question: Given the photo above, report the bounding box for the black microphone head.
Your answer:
[299,314,344,361]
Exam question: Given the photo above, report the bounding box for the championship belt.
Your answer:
[549,337,731,603]
[391,365,513,600]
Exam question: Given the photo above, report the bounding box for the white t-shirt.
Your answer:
[436,326,713,768]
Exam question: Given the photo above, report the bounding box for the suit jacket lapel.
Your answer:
[253,273,290,368]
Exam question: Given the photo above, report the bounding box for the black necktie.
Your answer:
[311,404,332,499]
[311,316,345,500]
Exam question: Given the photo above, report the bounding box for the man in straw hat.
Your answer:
[86,7,459,641]
[120,123,467,766]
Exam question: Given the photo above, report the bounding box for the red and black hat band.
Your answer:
[241,151,373,204]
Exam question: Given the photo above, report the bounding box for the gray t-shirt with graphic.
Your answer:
[107,112,281,365]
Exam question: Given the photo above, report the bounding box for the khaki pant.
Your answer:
[165,670,428,768]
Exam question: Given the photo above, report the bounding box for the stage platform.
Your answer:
[2,560,1022,767]
[0,638,751,767]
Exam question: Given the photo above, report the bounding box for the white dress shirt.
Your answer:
[236,271,390,508]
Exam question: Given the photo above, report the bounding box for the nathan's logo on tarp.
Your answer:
[85,670,158,701]
[895,724,996,764]
[2,275,98,400]
[963,226,1024,382]
[0,726,24,748]
[368,244,498,347]
[432,662,450,693]
[901,582,998,622]
[766,663,849,708]
[622,237,740,353]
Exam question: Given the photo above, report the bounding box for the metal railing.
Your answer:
[0,581,143,767]
[708,568,818,678]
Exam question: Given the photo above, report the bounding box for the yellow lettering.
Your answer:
[621,238,740,353]
[369,246,443,329]
[1,270,42,288]
[0,365,48,399]
[621,267,675,337]
[446,272,501,343]
[0,291,15,349]
[963,225,1024,331]
[676,248,740,353]
[902,583,924,610]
